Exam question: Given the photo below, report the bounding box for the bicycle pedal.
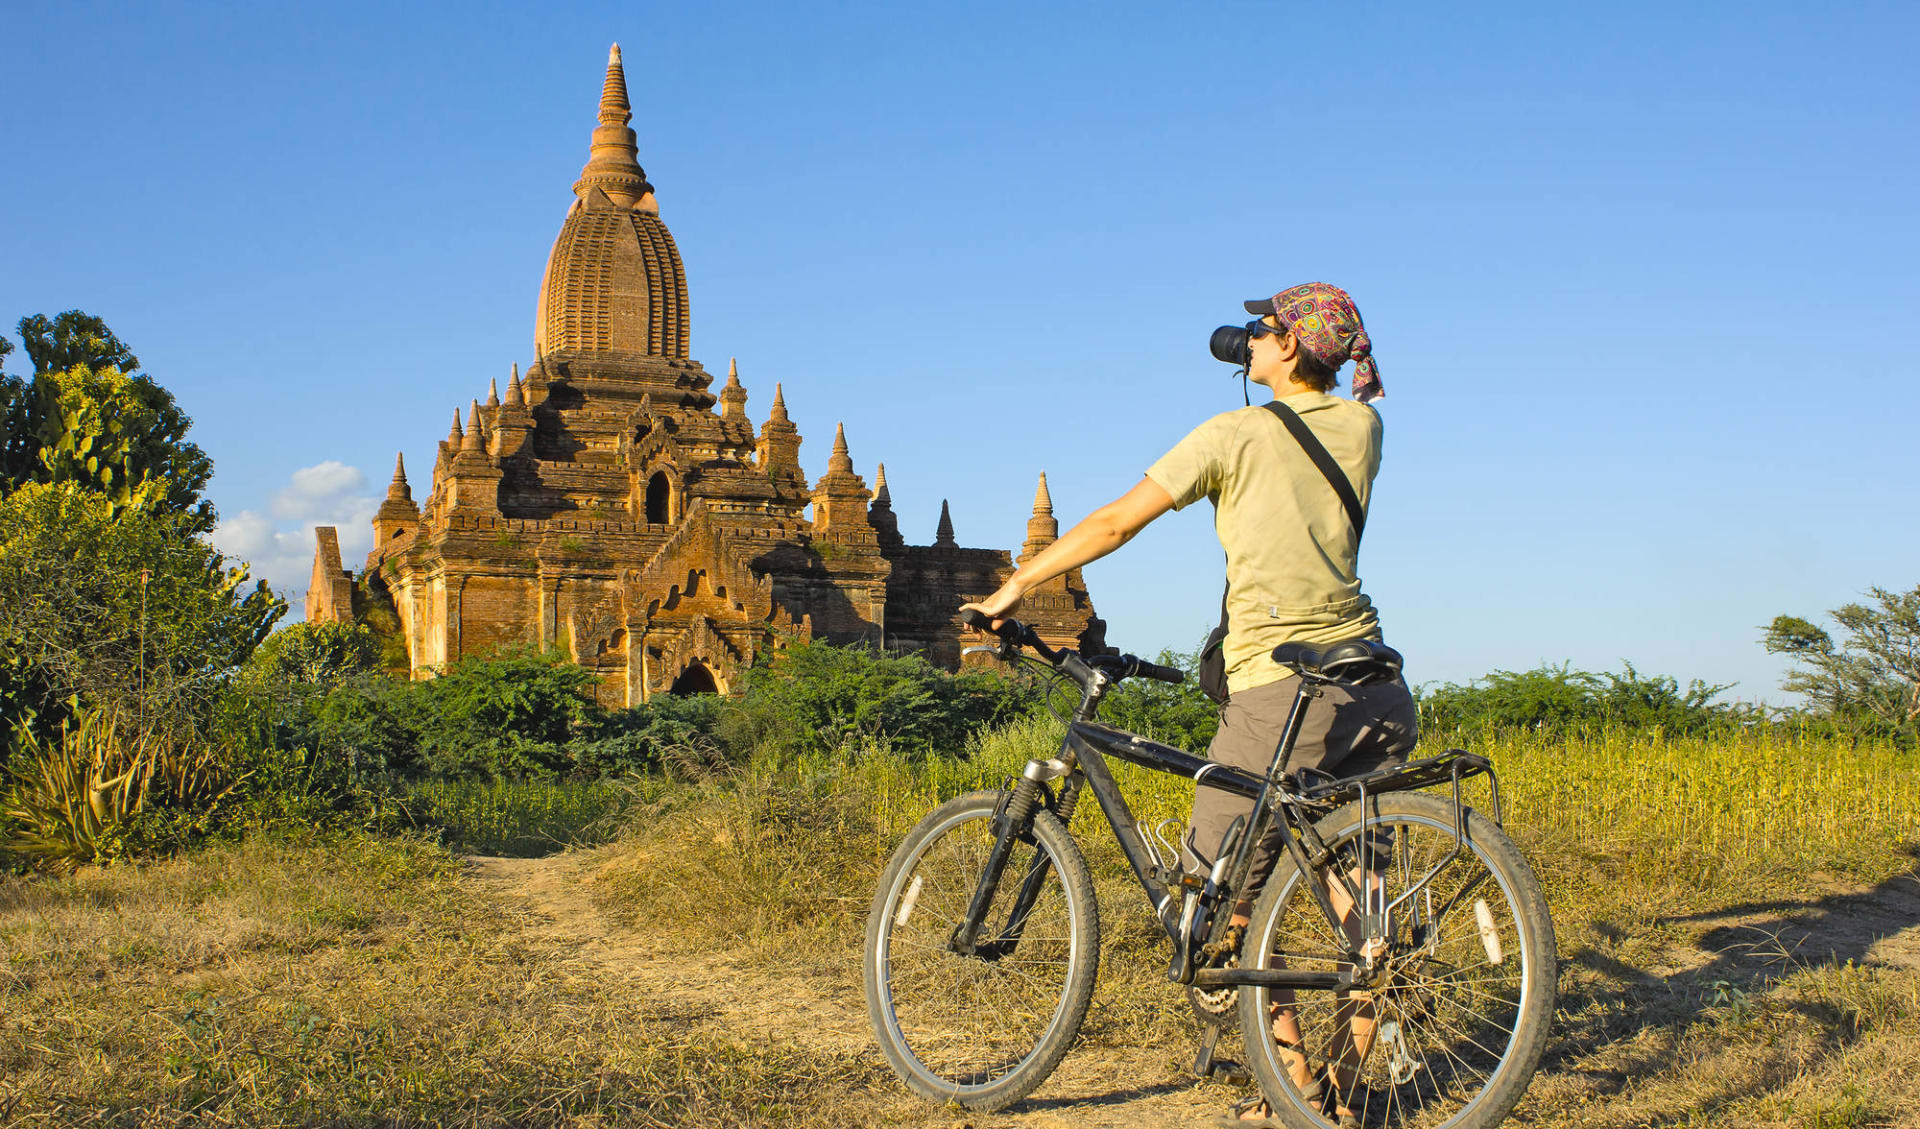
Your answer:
[1189,1027,1253,1085]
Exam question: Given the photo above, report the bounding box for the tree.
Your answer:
[28,363,216,530]
[0,339,35,492]
[15,311,139,374]
[1765,585,1920,740]
[242,621,382,693]
[0,313,214,533]
[0,481,284,745]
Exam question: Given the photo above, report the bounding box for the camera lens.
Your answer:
[1209,325,1251,366]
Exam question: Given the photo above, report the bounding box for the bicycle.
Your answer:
[863,610,1557,1128]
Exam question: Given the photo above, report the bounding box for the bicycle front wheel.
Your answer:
[1238,791,1557,1129]
[863,788,1100,1111]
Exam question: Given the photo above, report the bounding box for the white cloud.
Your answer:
[214,462,382,618]
[211,510,275,559]
[271,460,370,521]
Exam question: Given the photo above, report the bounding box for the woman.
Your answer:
[962,282,1416,1128]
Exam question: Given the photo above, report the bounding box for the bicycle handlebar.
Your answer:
[959,608,1185,686]
[1120,655,1187,685]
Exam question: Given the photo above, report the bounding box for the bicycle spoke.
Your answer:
[876,801,1084,1089]
[1239,802,1549,1129]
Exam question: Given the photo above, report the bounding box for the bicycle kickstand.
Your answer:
[1190,1022,1251,1086]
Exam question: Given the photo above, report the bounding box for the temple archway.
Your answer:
[645,471,672,524]
[669,661,718,696]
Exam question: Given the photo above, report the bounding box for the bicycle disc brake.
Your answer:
[1379,1018,1424,1086]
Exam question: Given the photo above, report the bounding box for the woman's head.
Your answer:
[1243,283,1383,402]
[1247,316,1339,393]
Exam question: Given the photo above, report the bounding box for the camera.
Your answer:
[1209,323,1252,367]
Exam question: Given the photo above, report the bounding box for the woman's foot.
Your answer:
[1210,1094,1283,1128]
[1212,1089,1366,1129]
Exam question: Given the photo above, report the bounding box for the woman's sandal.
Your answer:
[1216,1028,1374,1129]
[1210,1091,1367,1129]
[1209,1093,1288,1128]
[1213,1074,1348,1128]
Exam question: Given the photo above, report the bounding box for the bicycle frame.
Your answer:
[948,654,1502,995]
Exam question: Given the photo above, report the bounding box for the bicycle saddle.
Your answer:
[1271,639,1404,685]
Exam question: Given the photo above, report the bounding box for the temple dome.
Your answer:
[535,45,690,360]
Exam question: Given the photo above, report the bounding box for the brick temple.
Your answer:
[308,45,1103,703]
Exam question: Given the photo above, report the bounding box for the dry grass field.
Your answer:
[4,720,1919,1128]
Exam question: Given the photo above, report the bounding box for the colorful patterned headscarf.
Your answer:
[1246,282,1383,403]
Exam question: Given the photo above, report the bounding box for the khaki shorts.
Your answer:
[1182,673,1418,895]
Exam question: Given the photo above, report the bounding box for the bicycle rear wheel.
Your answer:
[863,789,1100,1111]
[1238,792,1556,1129]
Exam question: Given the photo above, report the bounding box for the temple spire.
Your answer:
[935,499,956,547]
[487,378,500,408]
[373,449,420,544]
[506,364,525,406]
[828,422,853,473]
[867,461,901,550]
[757,381,800,470]
[448,411,463,444]
[599,44,631,122]
[810,421,869,534]
[719,356,748,419]
[463,401,484,451]
[573,44,657,212]
[1021,470,1059,562]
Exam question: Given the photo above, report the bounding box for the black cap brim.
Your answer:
[1243,297,1276,316]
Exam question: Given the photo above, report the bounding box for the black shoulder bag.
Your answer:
[1197,400,1367,704]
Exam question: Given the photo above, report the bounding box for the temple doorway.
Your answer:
[669,661,718,695]
[645,471,671,524]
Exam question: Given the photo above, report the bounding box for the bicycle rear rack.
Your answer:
[1297,749,1502,826]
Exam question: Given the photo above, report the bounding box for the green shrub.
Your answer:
[414,647,601,778]
[1416,661,1752,736]
[0,481,282,747]
[571,693,724,776]
[1095,645,1218,750]
[725,640,1033,760]
[307,670,428,778]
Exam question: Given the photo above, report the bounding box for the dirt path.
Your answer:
[465,850,1243,1128]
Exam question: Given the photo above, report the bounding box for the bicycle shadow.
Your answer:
[1532,844,1920,1118]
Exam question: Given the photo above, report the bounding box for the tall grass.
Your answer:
[739,717,1920,886]
[594,718,1920,1056]
[1469,727,1920,891]
[411,777,636,856]
[599,718,1920,953]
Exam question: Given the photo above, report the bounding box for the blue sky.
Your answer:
[3,1,1915,704]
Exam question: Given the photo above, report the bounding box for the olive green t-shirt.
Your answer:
[1145,390,1384,694]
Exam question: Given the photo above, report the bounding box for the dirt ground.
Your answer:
[467,850,1920,1129]
[468,851,1244,1128]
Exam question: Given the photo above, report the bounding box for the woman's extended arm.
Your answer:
[960,476,1175,623]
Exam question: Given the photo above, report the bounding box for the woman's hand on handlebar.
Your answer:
[960,578,1025,630]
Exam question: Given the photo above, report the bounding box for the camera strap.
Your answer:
[1258,400,1366,542]
[1199,400,1367,704]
